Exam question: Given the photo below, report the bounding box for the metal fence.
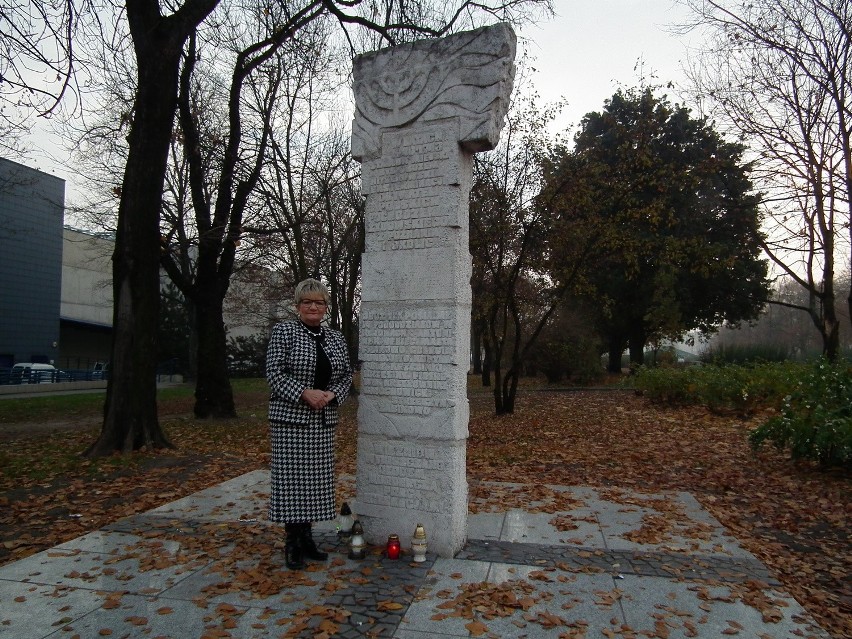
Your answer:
[0,368,110,385]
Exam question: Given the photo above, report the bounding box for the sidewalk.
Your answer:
[0,471,831,638]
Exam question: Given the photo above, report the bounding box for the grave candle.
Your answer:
[348,521,366,560]
[386,534,401,559]
[411,523,427,562]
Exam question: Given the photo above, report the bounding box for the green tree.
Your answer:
[542,87,770,372]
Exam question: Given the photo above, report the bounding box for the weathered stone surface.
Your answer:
[352,23,516,557]
[352,23,516,161]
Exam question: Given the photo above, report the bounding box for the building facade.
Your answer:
[60,228,114,369]
[1,157,282,373]
[57,228,282,372]
[0,158,65,368]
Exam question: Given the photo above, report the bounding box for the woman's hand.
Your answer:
[301,389,335,410]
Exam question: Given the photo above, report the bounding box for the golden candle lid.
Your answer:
[413,523,426,539]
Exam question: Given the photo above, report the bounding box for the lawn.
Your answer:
[0,377,849,638]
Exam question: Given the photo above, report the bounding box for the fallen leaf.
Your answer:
[464,620,488,636]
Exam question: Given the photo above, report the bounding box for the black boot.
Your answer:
[299,523,328,561]
[284,524,305,570]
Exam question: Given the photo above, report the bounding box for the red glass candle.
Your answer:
[386,534,401,559]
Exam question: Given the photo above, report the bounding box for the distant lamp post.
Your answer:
[348,520,366,559]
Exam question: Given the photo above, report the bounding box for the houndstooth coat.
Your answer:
[265,319,352,523]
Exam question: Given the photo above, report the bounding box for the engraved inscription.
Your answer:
[363,127,459,252]
[357,441,460,513]
[360,307,455,415]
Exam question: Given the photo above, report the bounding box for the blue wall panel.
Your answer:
[0,158,65,364]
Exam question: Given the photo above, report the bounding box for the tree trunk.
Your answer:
[492,369,507,414]
[808,287,839,361]
[193,292,236,418]
[501,368,519,414]
[491,336,505,414]
[848,292,852,347]
[628,332,646,368]
[822,316,840,361]
[824,321,840,360]
[481,334,492,387]
[821,280,839,361]
[85,37,183,456]
[607,335,625,373]
[471,319,482,375]
[183,296,198,381]
[85,0,219,456]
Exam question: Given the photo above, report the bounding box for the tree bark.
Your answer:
[480,333,492,387]
[501,369,518,414]
[488,306,506,413]
[86,47,179,454]
[193,291,236,417]
[814,298,840,362]
[607,335,625,374]
[471,318,483,375]
[823,319,840,361]
[628,330,646,368]
[85,0,219,456]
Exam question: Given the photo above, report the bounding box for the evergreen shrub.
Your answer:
[700,343,790,364]
[749,359,852,468]
[632,361,804,415]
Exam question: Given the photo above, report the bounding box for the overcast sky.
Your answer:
[22,0,698,203]
[518,0,696,135]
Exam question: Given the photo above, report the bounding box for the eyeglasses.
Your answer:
[300,299,327,308]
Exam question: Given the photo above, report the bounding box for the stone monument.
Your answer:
[351,23,516,557]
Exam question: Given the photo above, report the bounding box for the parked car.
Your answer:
[91,361,110,380]
[10,363,58,384]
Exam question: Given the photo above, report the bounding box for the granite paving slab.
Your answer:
[0,475,832,639]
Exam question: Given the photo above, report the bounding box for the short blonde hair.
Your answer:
[294,278,330,305]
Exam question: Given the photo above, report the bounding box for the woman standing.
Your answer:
[266,278,352,570]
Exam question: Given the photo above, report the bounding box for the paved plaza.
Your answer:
[0,471,831,638]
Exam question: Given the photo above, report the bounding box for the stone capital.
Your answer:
[352,23,516,161]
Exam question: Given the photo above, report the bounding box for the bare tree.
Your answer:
[87,0,551,454]
[13,1,552,454]
[249,113,364,352]
[681,0,852,358]
[470,92,573,414]
[0,0,82,155]
[712,274,852,358]
[157,9,296,419]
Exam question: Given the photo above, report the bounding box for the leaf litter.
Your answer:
[0,388,848,637]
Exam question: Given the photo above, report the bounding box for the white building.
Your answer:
[58,227,282,370]
[59,228,114,368]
